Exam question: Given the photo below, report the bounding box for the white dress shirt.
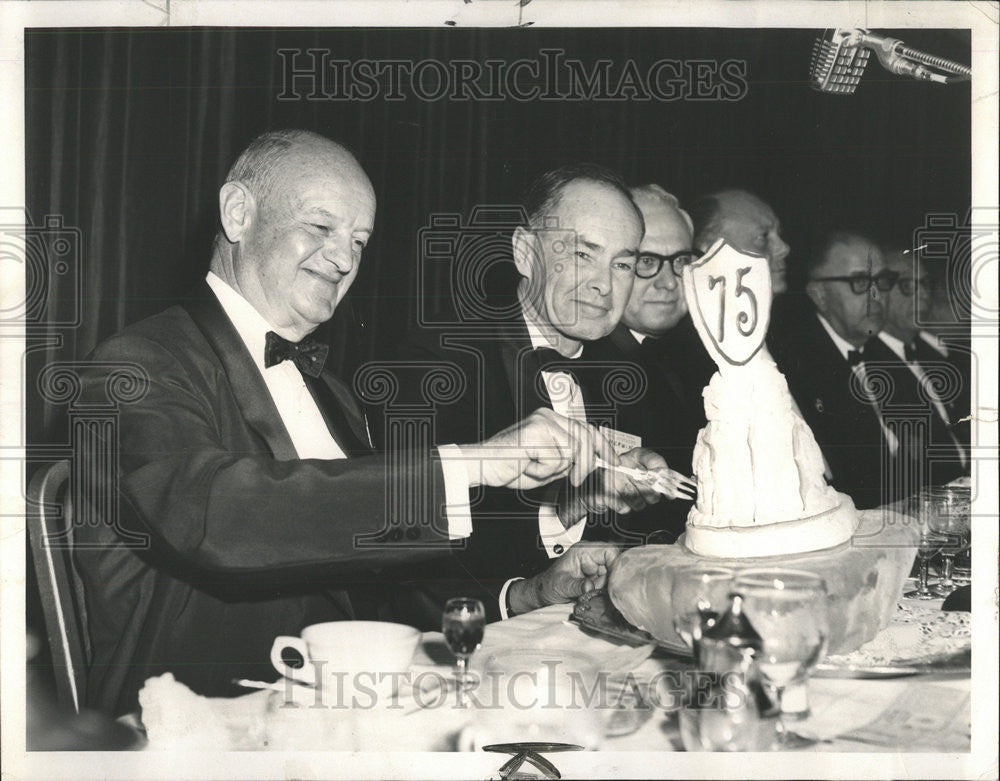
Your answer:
[816,314,899,455]
[522,315,588,557]
[206,272,472,539]
[878,331,966,467]
[497,315,590,621]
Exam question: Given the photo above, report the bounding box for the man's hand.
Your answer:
[457,408,619,490]
[507,542,621,615]
[556,446,670,527]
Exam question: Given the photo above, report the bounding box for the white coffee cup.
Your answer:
[270,621,420,706]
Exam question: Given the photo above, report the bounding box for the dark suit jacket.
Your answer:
[645,315,716,419]
[864,336,967,487]
[773,311,901,509]
[388,287,651,625]
[582,324,705,542]
[914,332,973,455]
[75,285,453,715]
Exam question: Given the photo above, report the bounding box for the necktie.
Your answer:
[264,331,329,378]
[847,349,864,367]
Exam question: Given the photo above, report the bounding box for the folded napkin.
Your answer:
[138,673,271,750]
[138,672,470,751]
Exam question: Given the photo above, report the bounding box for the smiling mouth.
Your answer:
[575,301,611,315]
[304,268,342,286]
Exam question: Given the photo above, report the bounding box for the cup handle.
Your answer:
[270,636,316,686]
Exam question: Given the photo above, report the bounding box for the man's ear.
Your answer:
[805,279,824,312]
[219,182,255,243]
[512,226,539,281]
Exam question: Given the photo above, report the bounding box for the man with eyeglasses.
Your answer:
[867,248,970,485]
[775,231,908,508]
[392,164,675,627]
[583,184,707,541]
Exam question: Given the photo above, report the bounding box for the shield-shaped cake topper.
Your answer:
[682,238,772,367]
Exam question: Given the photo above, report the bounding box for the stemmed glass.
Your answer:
[904,528,949,599]
[926,486,971,596]
[670,566,735,653]
[903,490,952,599]
[733,569,828,748]
[953,524,972,587]
[442,597,485,705]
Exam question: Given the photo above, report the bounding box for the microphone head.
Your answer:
[810,28,871,94]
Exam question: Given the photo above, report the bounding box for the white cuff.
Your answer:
[537,503,586,558]
[499,577,525,621]
[437,444,472,540]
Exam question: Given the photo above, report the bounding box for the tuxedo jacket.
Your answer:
[74,284,453,715]
[582,324,706,542]
[387,290,642,625]
[774,312,900,509]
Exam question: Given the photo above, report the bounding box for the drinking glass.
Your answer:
[904,527,949,599]
[458,648,604,751]
[670,566,735,652]
[953,525,972,586]
[732,569,828,747]
[443,597,485,705]
[925,486,971,596]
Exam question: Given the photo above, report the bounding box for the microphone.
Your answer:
[810,28,971,94]
[809,29,872,94]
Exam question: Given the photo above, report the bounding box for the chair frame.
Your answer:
[27,459,89,713]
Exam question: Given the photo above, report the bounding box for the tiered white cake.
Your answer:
[684,351,859,558]
[607,240,915,654]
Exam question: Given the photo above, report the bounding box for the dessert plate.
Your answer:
[815,602,971,678]
[571,590,692,659]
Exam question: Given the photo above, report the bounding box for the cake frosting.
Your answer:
[683,351,859,557]
[677,239,859,557]
[689,350,841,521]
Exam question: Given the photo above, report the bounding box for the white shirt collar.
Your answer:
[918,330,949,357]
[629,329,648,345]
[880,329,950,361]
[206,271,278,370]
[816,313,862,363]
[522,310,584,359]
[877,330,908,362]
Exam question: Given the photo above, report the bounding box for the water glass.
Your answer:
[670,566,735,651]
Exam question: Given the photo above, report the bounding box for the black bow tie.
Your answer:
[847,349,864,367]
[264,331,329,378]
[904,342,919,363]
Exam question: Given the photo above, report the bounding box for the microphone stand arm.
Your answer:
[850,29,971,84]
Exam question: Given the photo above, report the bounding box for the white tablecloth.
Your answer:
[415,602,970,753]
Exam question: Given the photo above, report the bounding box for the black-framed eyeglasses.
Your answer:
[811,270,900,295]
[896,276,928,296]
[635,250,701,279]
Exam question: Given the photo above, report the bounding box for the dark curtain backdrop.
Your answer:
[25,27,971,444]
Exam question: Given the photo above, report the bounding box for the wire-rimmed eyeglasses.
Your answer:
[635,250,701,279]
